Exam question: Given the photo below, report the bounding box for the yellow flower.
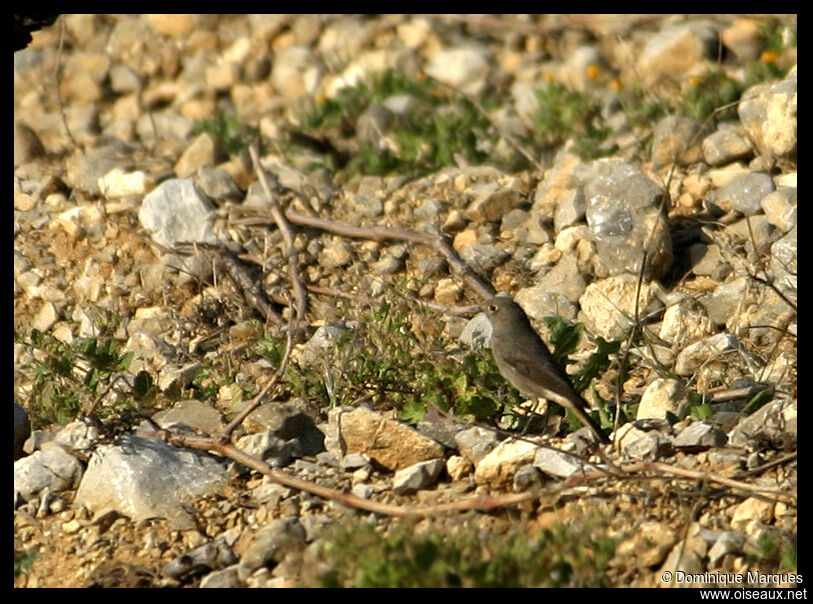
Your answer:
[761,49,779,63]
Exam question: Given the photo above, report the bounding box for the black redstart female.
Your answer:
[484,295,609,444]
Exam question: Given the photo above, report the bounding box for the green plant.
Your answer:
[539,316,619,432]
[193,110,262,156]
[683,69,744,122]
[14,549,39,577]
[314,520,615,587]
[297,70,496,176]
[527,82,616,160]
[249,294,519,425]
[746,531,797,577]
[15,329,143,428]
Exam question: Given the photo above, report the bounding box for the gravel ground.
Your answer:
[14,14,797,588]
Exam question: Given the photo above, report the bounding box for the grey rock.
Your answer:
[200,565,242,588]
[138,178,217,247]
[621,430,673,460]
[708,531,747,565]
[14,443,83,503]
[453,426,499,463]
[459,312,492,350]
[392,458,445,494]
[769,226,797,305]
[64,140,134,195]
[413,197,446,224]
[416,417,466,451]
[151,399,225,436]
[523,253,586,304]
[194,167,243,202]
[513,464,545,491]
[533,447,603,479]
[52,419,101,452]
[244,399,324,456]
[318,238,354,269]
[163,538,238,580]
[373,253,405,275]
[351,483,374,499]
[500,208,531,233]
[723,214,778,255]
[348,192,384,220]
[298,323,350,367]
[514,290,579,323]
[135,112,195,145]
[157,363,204,392]
[553,188,587,233]
[237,418,322,468]
[738,69,797,157]
[175,133,228,178]
[674,333,742,376]
[710,172,775,216]
[583,159,672,278]
[702,124,754,166]
[705,277,749,326]
[729,398,796,451]
[638,22,718,86]
[74,435,228,529]
[238,518,306,579]
[688,243,731,280]
[761,187,797,232]
[425,44,491,96]
[109,63,143,93]
[707,449,746,473]
[651,115,704,167]
[673,421,728,449]
[340,452,371,471]
[465,183,521,223]
[415,257,448,279]
[459,244,510,273]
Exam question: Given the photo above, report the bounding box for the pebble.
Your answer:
[138,178,218,247]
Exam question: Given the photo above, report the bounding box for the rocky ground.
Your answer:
[14,14,797,588]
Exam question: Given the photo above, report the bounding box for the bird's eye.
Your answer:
[488,304,498,312]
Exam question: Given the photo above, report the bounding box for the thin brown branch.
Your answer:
[141,422,796,519]
[248,144,309,326]
[622,461,796,505]
[54,17,84,153]
[219,248,285,325]
[734,452,797,480]
[306,284,482,316]
[283,207,495,301]
[144,428,538,517]
[221,310,296,440]
[420,14,667,36]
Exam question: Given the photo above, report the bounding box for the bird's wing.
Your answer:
[493,344,576,394]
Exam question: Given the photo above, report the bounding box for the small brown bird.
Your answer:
[484,295,608,444]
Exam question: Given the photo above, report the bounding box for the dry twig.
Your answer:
[248,144,309,326]
[282,206,495,301]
